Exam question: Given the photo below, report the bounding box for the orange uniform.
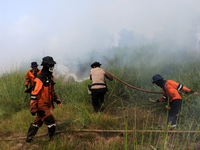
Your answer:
[30,72,61,126]
[152,74,196,128]
[158,80,192,103]
[26,56,59,142]
[25,69,41,88]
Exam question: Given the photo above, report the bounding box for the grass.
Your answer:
[0,102,199,149]
[0,43,200,149]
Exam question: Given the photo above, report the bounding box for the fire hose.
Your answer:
[106,71,162,94]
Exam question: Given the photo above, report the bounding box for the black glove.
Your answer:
[56,99,61,105]
[31,112,36,116]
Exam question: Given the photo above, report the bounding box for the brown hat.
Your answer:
[91,62,102,68]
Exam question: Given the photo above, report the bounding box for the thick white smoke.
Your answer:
[0,0,200,79]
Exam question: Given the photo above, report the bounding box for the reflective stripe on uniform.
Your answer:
[32,124,39,128]
[26,79,30,81]
[163,96,167,99]
[177,84,183,91]
[31,95,38,100]
[47,123,56,128]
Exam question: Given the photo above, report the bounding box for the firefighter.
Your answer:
[149,74,199,128]
[25,62,41,93]
[89,62,113,113]
[26,56,61,142]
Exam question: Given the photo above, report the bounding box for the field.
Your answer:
[0,43,200,150]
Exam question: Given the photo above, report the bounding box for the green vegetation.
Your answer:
[0,43,200,149]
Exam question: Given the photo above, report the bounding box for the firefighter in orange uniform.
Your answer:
[25,62,41,92]
[26,56,61,142]
[149,74,199,128]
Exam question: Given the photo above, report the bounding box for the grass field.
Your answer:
[0,43,200,149]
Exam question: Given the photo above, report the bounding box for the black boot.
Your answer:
[48,125,56,141]
[26,123,39,142]
[168,116,177,128]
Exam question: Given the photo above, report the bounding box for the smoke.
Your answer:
[0,0,200,79]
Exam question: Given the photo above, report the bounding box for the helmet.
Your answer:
[41,56,56,66]
[152,74,163,83]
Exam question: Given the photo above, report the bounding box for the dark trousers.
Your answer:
[26,108,56,142]
[91,88,107,113]
[34,109,56,127]
[168,99,182,125]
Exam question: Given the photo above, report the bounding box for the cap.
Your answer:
[152,74,163,83]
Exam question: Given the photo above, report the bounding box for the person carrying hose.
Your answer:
[25,62,41,93]
[26,56,61,142]
[149,74,199,128]
[89,62,113,113]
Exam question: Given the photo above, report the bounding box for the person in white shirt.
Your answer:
[89,62,113,113]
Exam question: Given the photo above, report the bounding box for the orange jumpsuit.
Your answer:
[30,72,61,127]
[158,80,192,102]
[25,69,41,88]
[157,80,193,125]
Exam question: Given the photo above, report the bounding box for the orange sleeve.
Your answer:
[25,71,30,87]
[158,89,167,102]
[180,86,191,93]
[53,92,61,104]
[52,77,61,104]
[30,78,43,112]
[170,80,191,93]
[53,93,58,101]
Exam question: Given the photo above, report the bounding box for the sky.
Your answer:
[0,0,200,78]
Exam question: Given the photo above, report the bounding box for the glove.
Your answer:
[194,92,200,95]
[56,99,61,106]
[31,112,36,116]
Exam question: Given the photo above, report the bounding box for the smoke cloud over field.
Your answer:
[0,0,200,79]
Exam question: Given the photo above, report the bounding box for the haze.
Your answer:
[0,0,200,77]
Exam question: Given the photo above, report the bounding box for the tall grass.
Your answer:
[0,66,28,117]
[0,43,200,149]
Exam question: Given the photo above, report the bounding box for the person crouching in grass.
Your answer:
[149,74,199,128]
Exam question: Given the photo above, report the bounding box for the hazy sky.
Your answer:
[1,0,200,74]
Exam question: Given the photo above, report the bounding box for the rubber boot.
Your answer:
[48,125,56,141]
[168,116,177,128]
[26,123,39,142]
